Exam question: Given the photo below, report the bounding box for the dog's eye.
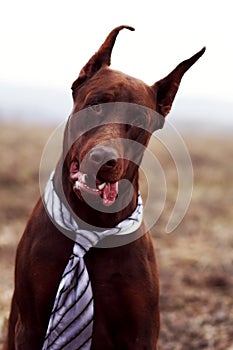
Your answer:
[125,115,145,132]
[133,115,145,128]
[90,104,102,114]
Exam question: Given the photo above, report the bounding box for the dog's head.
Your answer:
[61,26,205,210]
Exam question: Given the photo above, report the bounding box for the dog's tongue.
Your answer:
[102,182,118,206]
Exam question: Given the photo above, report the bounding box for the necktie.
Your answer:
[42,172,143,349]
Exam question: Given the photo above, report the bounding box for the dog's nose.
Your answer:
[89,147,118,170]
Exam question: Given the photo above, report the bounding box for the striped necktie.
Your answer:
[42,172,143,350]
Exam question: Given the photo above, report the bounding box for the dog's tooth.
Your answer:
[98,182,106,190]
[75,180,80,189]
[82,174,87,183]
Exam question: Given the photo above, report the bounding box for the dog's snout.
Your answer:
[89,147,119,170]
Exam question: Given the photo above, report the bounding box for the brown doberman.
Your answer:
[5,26,205,350]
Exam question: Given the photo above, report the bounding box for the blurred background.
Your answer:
[1,0,233,131]
[0,1,232,349]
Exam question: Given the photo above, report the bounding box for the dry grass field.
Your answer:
[0,124,232,349]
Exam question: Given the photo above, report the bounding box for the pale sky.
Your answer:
[1,0,233,103]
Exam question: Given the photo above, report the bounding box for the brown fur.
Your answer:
[5,26,205,349]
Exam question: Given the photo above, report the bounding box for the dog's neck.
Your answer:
[53,158,139,230]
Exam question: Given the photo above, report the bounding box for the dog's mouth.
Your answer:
[70,163,119,207]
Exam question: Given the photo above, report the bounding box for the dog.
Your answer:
[5,25,205,350]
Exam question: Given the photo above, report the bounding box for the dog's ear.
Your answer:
[152,47,206,117]
[72,25,135,94]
